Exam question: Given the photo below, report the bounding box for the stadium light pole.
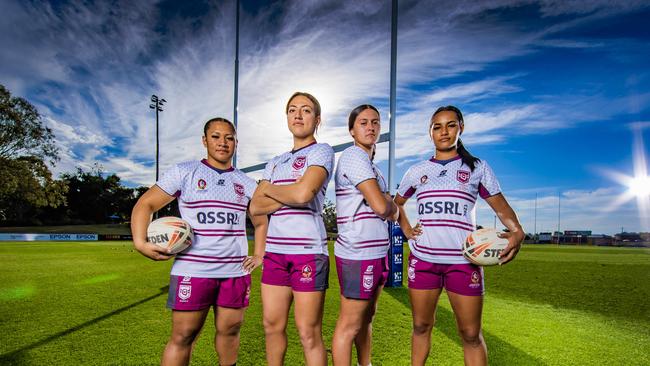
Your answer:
[149,95,166,182]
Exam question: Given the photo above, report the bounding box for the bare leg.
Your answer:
[447,291,487,366]
[294,290,327,366]
[261,284,293,366]
[332,296,370,366]
[353,285,382,366]
[161,309,210,366]
[409,288,443,366]
[214,306,245,366]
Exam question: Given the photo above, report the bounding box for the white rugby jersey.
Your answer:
[262,142,335,255]
[156,159,257,278]
[397,156,501,264]
[335,145,389,260]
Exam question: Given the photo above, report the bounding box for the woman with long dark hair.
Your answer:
[394,106,524,366]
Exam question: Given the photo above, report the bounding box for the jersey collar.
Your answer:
[429,155,461,165]
[201,159,234,174]
[292,141,317,154]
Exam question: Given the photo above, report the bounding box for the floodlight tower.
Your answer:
[149,95,166,182]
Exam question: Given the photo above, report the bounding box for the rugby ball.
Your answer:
[147,217,193,254]
[463,228,509,266]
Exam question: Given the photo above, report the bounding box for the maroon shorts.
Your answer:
[167,274,251,310]
[407,253,484,296]
[335,256,388,300]
[261,252,329,291]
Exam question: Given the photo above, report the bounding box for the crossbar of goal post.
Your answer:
[240,132,391,173]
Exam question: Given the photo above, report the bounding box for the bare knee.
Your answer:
[263,316,286,336]
[297,325,322,349]
[413,320,435,336]
[337,318,363,340]
[218,320,243,337]
[458,327,483,347]
[170,326,201,347]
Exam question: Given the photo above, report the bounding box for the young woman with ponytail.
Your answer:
[393,106,524,366]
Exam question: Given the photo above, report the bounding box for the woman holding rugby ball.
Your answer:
[131,117,268,366]
[394,106,523,366]
[250,92,335,366]
[331,104,398,366]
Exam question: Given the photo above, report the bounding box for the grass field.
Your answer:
[1,242,648,365]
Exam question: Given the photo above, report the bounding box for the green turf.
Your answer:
[0,242,648,365]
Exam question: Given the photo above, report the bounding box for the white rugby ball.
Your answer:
[147,216,193,254]
[463,228,509,266]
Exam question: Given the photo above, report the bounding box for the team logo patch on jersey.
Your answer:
[178,284,192,301]
[457,170,470,183]
[420,175,428,184]
[233,183,245,196]
[363,274,374,290]
[197,179,207,190]
[292,156,307,170]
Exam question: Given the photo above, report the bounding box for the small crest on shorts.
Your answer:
[181,276,192,283]
[292,156,307,170]
[178,284,192,301]
[471,271,480,284]
[420,175,428,184]
[233,183,245,196]
[407,266,416,280]
[363,274,374,290]
[365,265,374,273]
[197,179,207,190]
[457,170,470,183]
[301,265,312,278]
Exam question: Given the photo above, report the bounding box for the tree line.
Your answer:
[0,84,337,230]
[0,84,179,226]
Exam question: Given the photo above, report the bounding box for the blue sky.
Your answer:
[1,0,649,234]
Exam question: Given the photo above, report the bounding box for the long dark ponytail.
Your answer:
[431,105,480,171]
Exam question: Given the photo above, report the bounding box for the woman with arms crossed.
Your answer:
[249,92,335,366]
[394,106,524,366]
[331,105,398,366]
[131,118,267,366]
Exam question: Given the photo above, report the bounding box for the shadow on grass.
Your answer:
[0,285,169,364]
[384,287,545,365]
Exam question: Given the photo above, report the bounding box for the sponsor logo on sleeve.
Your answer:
[457,170,470,183]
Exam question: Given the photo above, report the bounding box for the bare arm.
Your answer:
[249,180,285,216]
[242,211,268,273]
[485,193,525,264]
[394,194,422,240]
[263,166,328,206]
[356,179,398,220]
[130,185,176,261]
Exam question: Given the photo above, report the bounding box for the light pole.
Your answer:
[149,95,166,182]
